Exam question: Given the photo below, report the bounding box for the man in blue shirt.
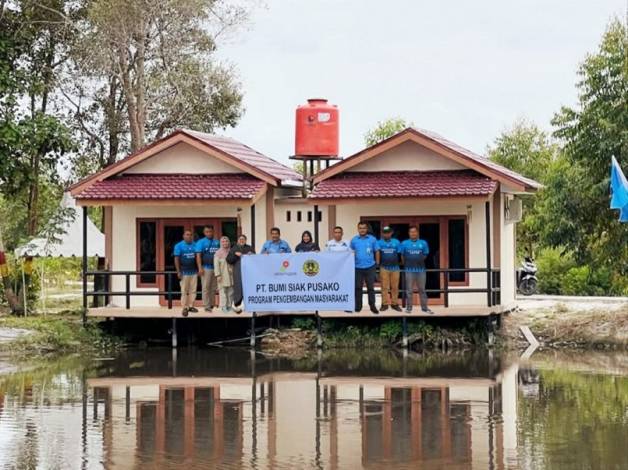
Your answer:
[195,225,220,312]
[174,230,198,317]
[400,226,433,314]
[376,226,402,312]
[350,222,379,314]
[261,227,291,254]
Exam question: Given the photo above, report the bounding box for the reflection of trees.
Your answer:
[518,369,628,469]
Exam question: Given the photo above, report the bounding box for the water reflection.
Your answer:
[1,349,627,469]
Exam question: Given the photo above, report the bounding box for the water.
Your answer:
[0,348,627,469]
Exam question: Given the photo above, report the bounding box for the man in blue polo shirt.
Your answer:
[174,230,198,317]
[195,225,220,312]
[261,227,291,254]
[350,222,379,314]
[376,226,402,312]
[400,226,433,314]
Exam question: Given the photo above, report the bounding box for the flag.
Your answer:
[610,156,628,222]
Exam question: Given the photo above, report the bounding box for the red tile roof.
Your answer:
[75,174,265,200]
[184,130,302,183]
[309,170,498,199]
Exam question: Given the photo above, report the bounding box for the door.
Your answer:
[418,222,440,300]
[158,218,236,306]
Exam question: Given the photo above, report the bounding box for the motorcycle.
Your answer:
[518,257,538,296]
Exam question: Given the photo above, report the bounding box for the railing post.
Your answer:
[485,201,492,307]
[82,206,88,326]
[167,273,173,309]
[443,270,449,308]
[125,273,130,309]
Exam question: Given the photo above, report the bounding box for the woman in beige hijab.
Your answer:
[214,236,234,313]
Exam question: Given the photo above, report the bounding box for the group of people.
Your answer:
[173,222,432,316]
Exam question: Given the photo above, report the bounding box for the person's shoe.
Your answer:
[391,305,402,312]
[233,305,243,314]
[204,306,212,312]
[380,305,389,312]
[226,307,233,312]
[405,307,412,314]
[370,306,379,314]
[221,307,229,313]
[354,308,362,313]
[344,310,353,313]
[182,308,189,317]
[422,308,435,314]
[188,307,198,313]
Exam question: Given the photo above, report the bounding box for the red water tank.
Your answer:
[294,98,339,157]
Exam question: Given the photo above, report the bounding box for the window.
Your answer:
[286,210,291,222]
[448,219,466,282]
[307,211,312,222]
[317,210,323,222]
[297,211,302,222]
[138,221,157,285]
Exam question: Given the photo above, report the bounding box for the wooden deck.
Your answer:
[87,304,503,319]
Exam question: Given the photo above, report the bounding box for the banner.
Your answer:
[242,251,355,312]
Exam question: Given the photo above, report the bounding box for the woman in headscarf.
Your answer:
[226,234,255,313]
[295,230,320,252]
[214,236,233,313]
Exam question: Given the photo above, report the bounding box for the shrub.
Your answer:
[536,247,575,295]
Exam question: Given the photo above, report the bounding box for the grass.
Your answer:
[0,312,121,356]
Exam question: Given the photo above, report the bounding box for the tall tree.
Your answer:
[487,119,558,255]
[364,117,411,147]
[546,18,627,270]
[0,0,74,237]
[75,0,246,154]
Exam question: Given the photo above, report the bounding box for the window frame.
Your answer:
[136,218,159,287]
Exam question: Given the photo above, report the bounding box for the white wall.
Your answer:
[123,142,242,174]
[110,202,267,307]
[499,192,517,307]
[335,198,489,306]
[347,140,465,172]
[274,200,328,248]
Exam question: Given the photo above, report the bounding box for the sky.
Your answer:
[217,0,626,166]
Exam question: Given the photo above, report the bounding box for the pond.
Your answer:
[0,348,627,469]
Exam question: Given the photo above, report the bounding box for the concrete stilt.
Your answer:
[402,316,408,349]
[316,311,323,349]
[171,318,178,349]
[250,312,256,348]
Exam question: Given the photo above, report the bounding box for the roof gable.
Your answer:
[313,127,541,192]
[70,129,301,197]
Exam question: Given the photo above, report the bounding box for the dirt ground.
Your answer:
[501,297,628,349]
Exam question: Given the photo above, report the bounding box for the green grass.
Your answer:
[0,313,121,356]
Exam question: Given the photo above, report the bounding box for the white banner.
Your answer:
[241,251,355,312]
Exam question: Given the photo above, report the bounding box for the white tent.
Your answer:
[15,192,105,258]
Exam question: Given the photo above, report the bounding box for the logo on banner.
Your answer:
[302,259,320,277]
[279,260,290,272]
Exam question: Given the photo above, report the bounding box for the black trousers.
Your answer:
[355,266,377,310]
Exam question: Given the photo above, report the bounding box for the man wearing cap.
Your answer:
[400,225,433,314]
[376,226,402,312]
[350,222,379,314]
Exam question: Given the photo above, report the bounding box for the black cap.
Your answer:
[382,226,392,233]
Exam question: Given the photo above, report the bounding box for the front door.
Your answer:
[158,218,237,306]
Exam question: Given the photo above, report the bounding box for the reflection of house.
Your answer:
[87,367,519,468]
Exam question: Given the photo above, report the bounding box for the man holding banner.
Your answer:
[350,222,380,314]
[241,251,355,312]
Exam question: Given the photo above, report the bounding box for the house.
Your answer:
[70,123,539,321]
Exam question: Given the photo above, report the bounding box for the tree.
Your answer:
[546,18,627,271]
[75,0,246,154]
[0,1,75,237]
[487,119,558,255]
[364,117,411,147]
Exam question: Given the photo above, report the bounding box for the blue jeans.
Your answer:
[405,271,428,310]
